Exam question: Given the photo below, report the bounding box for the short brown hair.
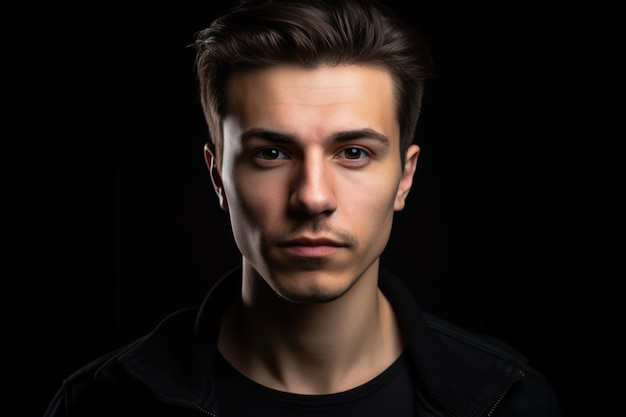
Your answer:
[193,0,434,163]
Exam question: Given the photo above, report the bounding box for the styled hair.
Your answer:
[193,0,434,163]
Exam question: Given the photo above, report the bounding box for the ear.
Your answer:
[394,144,420,211]
[203,143,229,211]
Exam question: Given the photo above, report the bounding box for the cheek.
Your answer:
[225,169,282,226]
[222,174,279,259]
[339,172,400,227]
[345,166,400,204]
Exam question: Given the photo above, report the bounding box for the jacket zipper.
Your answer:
[152,391,217,416]
[486,369,526,416]
[177,403,216,416]
[179,400,216,416]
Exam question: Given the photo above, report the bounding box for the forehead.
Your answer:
[224,65,397,132]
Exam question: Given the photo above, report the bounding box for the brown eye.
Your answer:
[255,148,286,160]
[340,147,367,160]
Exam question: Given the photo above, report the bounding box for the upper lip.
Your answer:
[278,237,345,247]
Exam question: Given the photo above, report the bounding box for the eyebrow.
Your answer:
[239,127,390,145]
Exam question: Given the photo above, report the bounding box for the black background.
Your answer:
[37,1,571,416]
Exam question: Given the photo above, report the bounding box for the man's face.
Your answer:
[209,64,418,303]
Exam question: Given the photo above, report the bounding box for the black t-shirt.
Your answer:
[214,350,416,416]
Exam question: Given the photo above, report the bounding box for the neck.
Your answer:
[217,262,405,394]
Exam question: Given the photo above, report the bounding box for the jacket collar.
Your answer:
[378,269,527,416]
[103,267,527,416]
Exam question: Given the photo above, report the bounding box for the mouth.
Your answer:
[277,237,346,258]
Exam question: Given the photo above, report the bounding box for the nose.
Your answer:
[289,153,337,216]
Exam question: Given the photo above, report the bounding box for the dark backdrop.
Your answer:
[38,1,569,416]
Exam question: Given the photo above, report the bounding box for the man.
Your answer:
[45,0,561,416]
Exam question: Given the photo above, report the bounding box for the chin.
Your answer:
[277,288,347,304]
[269,271,355,304]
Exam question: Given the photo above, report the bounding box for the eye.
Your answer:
[337,147,368,160]
[254,147,288,160]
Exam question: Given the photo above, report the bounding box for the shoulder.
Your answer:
[379,269,562,415]
[44,343,139,417]
[44,307,201,417]
[423,313,562,416]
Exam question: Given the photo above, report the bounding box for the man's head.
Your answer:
[193,0,434,302]
[193,0,433,166]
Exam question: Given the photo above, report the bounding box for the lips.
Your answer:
[281,237,343,247]
[277,237,346,258]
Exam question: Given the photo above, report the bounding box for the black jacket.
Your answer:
[44,268,561,416]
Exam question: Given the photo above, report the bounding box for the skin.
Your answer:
[204,64,420,394]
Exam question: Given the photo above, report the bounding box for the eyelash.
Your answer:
[254,148,287,160]
[337,147,368,160]
[253,146,370,161]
